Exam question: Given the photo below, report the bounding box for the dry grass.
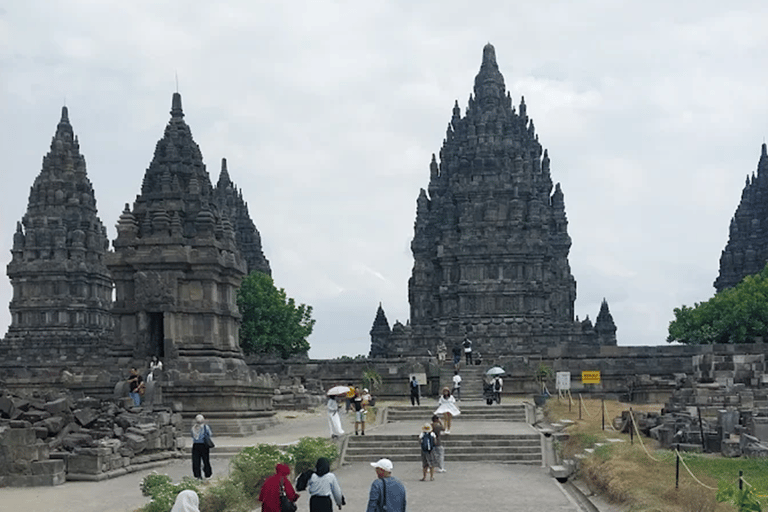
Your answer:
[546,397,732,512]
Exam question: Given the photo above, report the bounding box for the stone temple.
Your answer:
[1,94,274,434]
[714,144,768,292]
[370,44,617,357]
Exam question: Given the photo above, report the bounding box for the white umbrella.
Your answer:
[486,367,505,376]
[327,385,352,396]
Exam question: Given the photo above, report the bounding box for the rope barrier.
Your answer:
[674,449,718,490]
[579,394,593,417]
[603,401,618,431]
[740,476,754,488]
[628,410,663,462]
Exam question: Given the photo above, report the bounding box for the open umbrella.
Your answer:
[486,367,505,376]
[327,385,352,396]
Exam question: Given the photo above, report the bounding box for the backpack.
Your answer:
[421,432,434,452]
[494,379,501,391]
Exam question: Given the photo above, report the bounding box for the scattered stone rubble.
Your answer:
[0,388,183,486]
[615,378,768,458]
[271,376,325,410]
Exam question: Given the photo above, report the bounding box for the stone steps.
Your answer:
[386,404,525,422]
[343,433,541,464]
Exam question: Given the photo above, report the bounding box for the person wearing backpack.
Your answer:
[418,423,437,481]
[493,376,503,404]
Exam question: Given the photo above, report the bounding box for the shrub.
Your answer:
[229,444,291,500]
[285,437,339,475]
[199,479,251,512]
[138,474,201,512]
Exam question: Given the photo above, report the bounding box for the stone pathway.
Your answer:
[0,400,584,512]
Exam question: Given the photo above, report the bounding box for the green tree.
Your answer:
[237,272,315,358]
[668,263,768,345]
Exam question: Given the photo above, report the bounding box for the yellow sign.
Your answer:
[581,371,601,384]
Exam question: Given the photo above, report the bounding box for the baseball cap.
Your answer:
[370,458,393,472]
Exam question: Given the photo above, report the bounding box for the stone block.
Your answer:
[31,459,64,475]
[40,416,66,436]
[2,427,36,446]
[61,432,95,450]
[73,408,98,428]
[0,396,16,418]
[74,397,100,410]
[122,432,147,454]
[33,426,49,440]
[754,418,768,442]
[67,453,103,475]
[43,398,69,416]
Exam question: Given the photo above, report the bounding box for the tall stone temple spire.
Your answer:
[213,157,271,276]
[107,94,268,433]
[4,107,113,360]
[374,43,615,357]
[714,144,768,292]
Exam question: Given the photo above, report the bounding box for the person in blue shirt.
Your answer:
[366,458,406,512]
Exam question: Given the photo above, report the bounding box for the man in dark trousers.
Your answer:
[462,337,473,365]
[409,375,420,406]
[452,345,462,370]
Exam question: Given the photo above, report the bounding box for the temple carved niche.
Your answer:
[370,44,617,357]
[714,144,768,292]
[2,107,113,379]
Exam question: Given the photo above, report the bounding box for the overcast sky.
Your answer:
[2,1,767,359]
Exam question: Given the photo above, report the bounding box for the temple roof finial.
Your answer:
[60,106,69,124]
[171,92,184,119]
[482,42,497,67]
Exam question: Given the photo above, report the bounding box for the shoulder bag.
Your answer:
[280,476,297,512]
[379,478,388,512]
[204,425,215,448]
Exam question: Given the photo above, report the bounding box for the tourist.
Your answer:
[191,414,213,480]
[419,423,437,481]
[344,382,354,414]
[436,340,447,365]
[146,356,163,382]
[327,395,344,438]
[462,337,473,365]
[452,345,462,370]
[259,463,299,512]
[352,387,365,435]
[362,388,372,406]
[366,458,406,512]
[170,489,200,512]
[452,370,462,401]
[307,457,345,512]
[435,387,460,433]
[127,367,143,406]
[431,414,446,472]
[493,375,503,404]
[409,375,420,406]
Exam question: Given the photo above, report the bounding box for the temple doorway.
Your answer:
[148,312,165,358]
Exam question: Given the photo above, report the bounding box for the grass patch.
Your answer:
[546,397,768,511]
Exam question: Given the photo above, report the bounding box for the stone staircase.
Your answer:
[438,364,490,400]
[386,403,526,422]
[343,403,540,465]
[343,432,541,465]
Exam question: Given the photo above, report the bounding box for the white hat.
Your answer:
[370,458,393,472]
[195,414,205,423]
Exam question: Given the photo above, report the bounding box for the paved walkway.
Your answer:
[0,399,583,512]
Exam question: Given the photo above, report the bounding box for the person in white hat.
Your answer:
[366,458,406,512]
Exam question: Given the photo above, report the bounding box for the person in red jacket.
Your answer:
[258,463,299,512]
